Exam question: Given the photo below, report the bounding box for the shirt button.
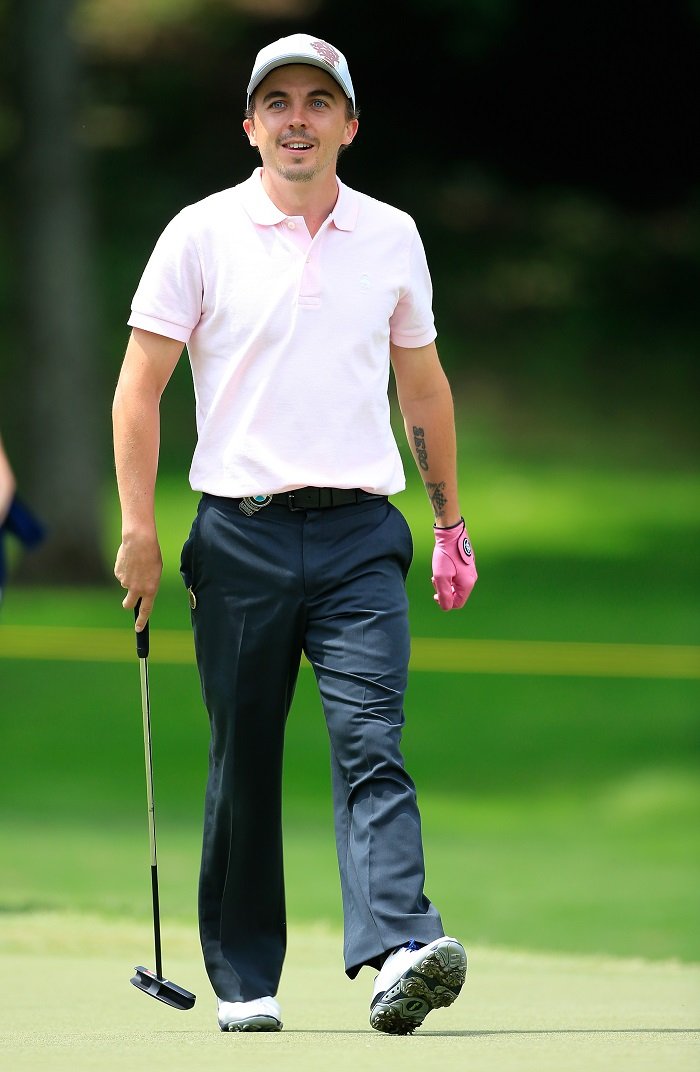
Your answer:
[287,220,296,230]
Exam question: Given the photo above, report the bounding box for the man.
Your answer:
[113,33,477,1035]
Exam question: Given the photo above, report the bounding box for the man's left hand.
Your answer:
[431,519,477,610]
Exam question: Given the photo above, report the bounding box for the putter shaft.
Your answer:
[138,649,163,980]
[131,605,195,1008]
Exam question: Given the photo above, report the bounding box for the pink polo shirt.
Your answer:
[128,168,437,497]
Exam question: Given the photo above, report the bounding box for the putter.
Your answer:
[130,601,196,1010]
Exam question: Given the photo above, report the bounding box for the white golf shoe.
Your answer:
[217,995,283,1032]
[369,936,467,1034]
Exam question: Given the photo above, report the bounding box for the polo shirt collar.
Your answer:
[332,178,359,232]
[241,168,359,231]
[241,169,286,225]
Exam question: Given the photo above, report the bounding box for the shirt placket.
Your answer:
[279,217,323,309]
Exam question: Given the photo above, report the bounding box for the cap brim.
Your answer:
[247,55,353,106]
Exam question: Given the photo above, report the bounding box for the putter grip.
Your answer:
[134,601,150,659]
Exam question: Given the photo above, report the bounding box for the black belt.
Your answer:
[270,487,385,511]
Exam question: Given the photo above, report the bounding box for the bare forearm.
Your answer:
[111,328,183,624]
[112,380,160,538]
[112,377,164,626]
[391,341,463,527]
[112,328,182,539]
[401,383,462,527]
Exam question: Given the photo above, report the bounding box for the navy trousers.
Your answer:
[180,493,443,1002]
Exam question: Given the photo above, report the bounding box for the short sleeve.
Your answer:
[128,210,203,344]
[388,225,437,348]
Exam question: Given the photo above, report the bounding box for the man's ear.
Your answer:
[243,117,257,147]
[342,117,359,148]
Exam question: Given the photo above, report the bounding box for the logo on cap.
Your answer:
[311,39,340,68]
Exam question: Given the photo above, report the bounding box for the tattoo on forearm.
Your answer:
[412,426,429,471]
[413,426,448,517]
[426,481,448,519]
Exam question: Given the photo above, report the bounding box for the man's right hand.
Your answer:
[114,532,163,631]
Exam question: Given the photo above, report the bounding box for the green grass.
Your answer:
[1,785,699,964]
[0,656,698,961]
[1,453,698,969]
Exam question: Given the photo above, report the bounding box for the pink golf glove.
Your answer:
[431,518,477,611]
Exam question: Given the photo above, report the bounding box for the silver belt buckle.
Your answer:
[239,495,272,517]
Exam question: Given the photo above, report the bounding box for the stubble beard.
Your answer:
[274,143,331,184]
[277,163,317,183]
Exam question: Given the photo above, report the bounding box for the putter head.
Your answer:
[131,966,196,1010]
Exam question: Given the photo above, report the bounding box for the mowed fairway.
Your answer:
[1,915,698,1072]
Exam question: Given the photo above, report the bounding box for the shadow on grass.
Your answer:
[263,1027,700,1037]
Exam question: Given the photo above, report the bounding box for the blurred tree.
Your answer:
[13,0,107,583]
[74,0,322,56]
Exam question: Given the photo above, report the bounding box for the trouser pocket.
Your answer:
[179,506,201,602]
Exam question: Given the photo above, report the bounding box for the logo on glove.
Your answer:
[463,537,472,558]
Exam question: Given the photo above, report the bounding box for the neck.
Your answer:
[260,167,339,237]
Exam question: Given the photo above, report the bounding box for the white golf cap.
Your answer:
[246,33,355,109]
